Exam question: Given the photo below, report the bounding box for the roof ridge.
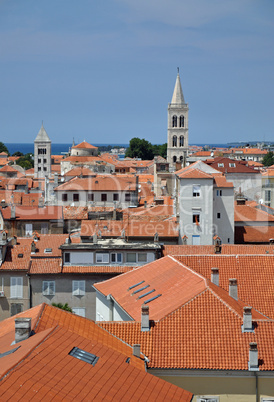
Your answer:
[169,255,207,284]
[207,285,243,319]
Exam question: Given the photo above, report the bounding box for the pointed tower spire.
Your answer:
[171,68,185,105]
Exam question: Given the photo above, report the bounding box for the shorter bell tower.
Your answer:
[34,122,51,178]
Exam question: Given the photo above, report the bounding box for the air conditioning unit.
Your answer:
[0,290,5,297]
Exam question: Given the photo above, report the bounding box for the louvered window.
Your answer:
[10,277,23,298]
[72,280,85,296]
[42,281,55,296]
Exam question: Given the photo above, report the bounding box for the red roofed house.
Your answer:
[0,304,193,401]
[95,255,274,400]
[262,167,274,208]
[175,161,234,245]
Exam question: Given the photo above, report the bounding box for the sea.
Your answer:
[5,143,230,156]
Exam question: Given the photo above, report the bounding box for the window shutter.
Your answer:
[42,281,48,295]
[79,281,85,296]
[72,281,78,295]
[49,281,55,295]
[17,277,23,298]
[10,277,17,298]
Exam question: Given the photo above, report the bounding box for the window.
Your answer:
[228,238,230,243]
[180,115,184,127]
[96,253,109,263]
[73,193,79,202]
[42,281,55,296]
[192,235,200,245]
[72,308,86,317]
[125,193,130,202]
[101,193,107,202]
[265,190,271,202]
[43,158,47,163]
[172,115,177,127]
[193,185,201,197]
[138,253,147,262]
[179,135,184,147]
[217,212,221,219]
[41,222,48,234]
[113,193,119,201]
[197,397,219,402]
[218,163,224,167]
[88,193,94,202]
[10,277,23,298]
[25,224,33,236]
[173,155,177,163]
[69,347,98,366]
[172,135,177,147]
[126,253,136,263]
[229,163,236,167]
[64,253,70,263]
[38,158,41,163]
[38,167,41,171]
[216,190,222,196]
[72,280,85,296]
[111,253,123,263]
[10,303,23,316]
[192,213,200,224]
[62,193,68,202]
[43,167,47,172]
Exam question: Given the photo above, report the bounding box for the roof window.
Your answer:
[0,346,20,358]
[137,289,155,299]
[131,285,149,295]
[144,294,162,304]
[69,347,99,366]
[17,254,23,258]
[128,280,145,291]
[44,248,52,253]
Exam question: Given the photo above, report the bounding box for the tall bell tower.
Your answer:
[34,122,51,178]
[167,69,189,166]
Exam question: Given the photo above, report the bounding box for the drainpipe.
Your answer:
[255,372,258,402]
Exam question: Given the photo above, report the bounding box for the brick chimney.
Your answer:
[249,342,259,371]
[211,267,219,286]
[15,318,32,343]
[141,305,150,332]
[243,306,253,332]
[133,344,140,358]
[229,278,238,300]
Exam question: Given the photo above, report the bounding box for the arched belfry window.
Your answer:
[173,156,177,163]
[172,115,177,127]
[180,156,183,162]
[180,115,184,127]
[172,136,177,147]
[180,136,184,147]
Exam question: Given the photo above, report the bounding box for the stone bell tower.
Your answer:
[34,122,51,178]
[167,69,189,166]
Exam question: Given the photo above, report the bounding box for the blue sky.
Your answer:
[0,0,273,145]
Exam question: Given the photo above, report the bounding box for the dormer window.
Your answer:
[218,163,224,167]
[229,163,236,167]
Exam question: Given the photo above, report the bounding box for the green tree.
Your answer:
[126,138,154,160]
[16,153,34,169]
[52,303,73,312]
[152,143,167,158]
[0,142,10,156]
[12,151,24,157]
[262,151,274,167]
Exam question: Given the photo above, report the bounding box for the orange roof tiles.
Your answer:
[81,219,179,238]
[163,245,216,256]
[1,205,63,220]
[30,258,62,274]
[55,175,137,192]
[94,256,208,321]
[63,205,89,220]
[0,241,31,271]
[175,255,274,319]
[235,226,274,243]
[72,140,98,149]
[235,204,274,222]
[213,174,234,187]
[177,167,213,179]
[0,304,193,401]
[64,166,96,176]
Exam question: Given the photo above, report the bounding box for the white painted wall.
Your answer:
[213,187,234,244]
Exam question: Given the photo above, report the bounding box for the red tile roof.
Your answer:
[235,204,274,222]
[0,304,193,401]
[175,255,274,319]
[163,245,216,256]
[177,167,213,179]
[30,258,62,274]
[235,226,274,243]
[55,175,137,192]
[205,157,259,174]
[81,219,179,238]
[1,205,63,220]
[63,206,89,220]
[72,140,98,149]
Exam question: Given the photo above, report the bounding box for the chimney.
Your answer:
[243,306,253,332]
[10,205,16,219]
[54,173,58,187]
[65,234,71,244]
[133,344,141,358]
[144,200,147,208]
[249,342,259,371]
[211,267,219,286]
[31,241,36,254]
[236,197,246,206]
[229,278,238,300]
[93,233,98,244]
[15,318,32,343]
[269,238,274,245]
[141,305,150,332]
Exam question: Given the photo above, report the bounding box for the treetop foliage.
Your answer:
[125,137,167,160]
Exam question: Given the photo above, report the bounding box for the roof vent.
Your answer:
[242,306,254,332]
[249,342,259,371]
[18,253,23,258]
[133,344,140,358]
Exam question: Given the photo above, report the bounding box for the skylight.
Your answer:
[69,347,99,366]
[128,280,145,290]
[0,346,20,358]
[138,289,155,299]
[132,285,149,295]
[144,294,162,304]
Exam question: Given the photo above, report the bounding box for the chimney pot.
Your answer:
[211,267,219,286]
[141,305,150,332]
[229,278,238,300]
[249,342,259,371]
[133,344,141,358]
[15,318,32,343]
